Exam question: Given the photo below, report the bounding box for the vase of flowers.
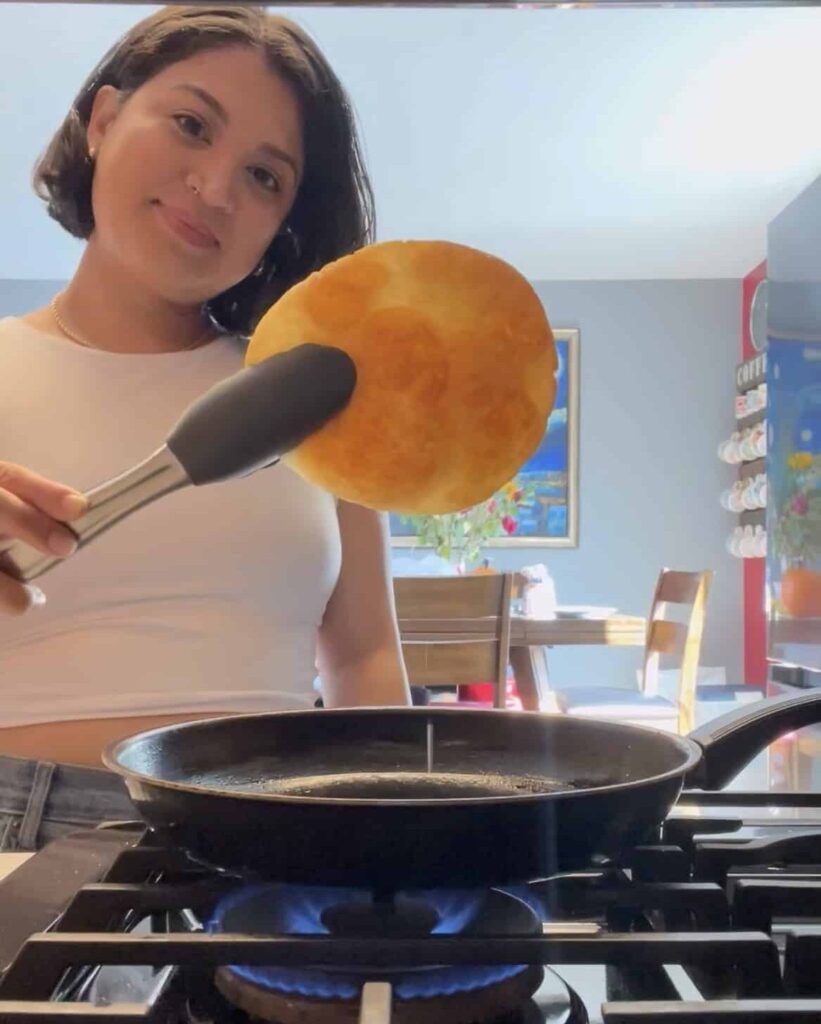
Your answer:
[399,481,534,572]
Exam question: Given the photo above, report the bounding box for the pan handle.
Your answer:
[686,689,821,790]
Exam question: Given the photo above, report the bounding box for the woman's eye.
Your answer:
[250,166,280,193]
[173,113,207,140]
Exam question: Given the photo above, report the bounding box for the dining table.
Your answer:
[398,608,648,712]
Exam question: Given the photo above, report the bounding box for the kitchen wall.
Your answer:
[395,278,742,688]
[1,276,742,687]
[0,280,61,316]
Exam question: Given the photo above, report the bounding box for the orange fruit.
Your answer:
[781,567,821,619]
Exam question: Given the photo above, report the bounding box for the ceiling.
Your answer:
[0,3,819,281]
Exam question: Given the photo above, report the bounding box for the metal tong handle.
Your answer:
[0,446,190,583]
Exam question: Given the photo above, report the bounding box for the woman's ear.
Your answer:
[86,85,124,155]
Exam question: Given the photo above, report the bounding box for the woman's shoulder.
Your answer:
[0,315,30,333]
[0,314,73,344]
[0,316,48,350]
[0,316,247,361]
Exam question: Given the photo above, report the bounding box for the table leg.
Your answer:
[509,645,560,713]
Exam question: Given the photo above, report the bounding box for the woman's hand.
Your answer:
[0,462,87,615]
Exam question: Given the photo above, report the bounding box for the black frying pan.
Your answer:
[103,691,821,889]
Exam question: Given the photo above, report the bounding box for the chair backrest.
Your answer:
[640,568,714,734]
[394,574,515,709]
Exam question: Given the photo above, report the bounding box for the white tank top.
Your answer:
[0,318,341,726]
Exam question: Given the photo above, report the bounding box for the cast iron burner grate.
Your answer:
[1,789,821,1023]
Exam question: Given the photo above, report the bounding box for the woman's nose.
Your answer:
[185,158,235,214]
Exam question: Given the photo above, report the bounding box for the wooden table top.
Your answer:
[400,613,647,647]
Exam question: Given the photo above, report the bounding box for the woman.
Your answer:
[0,5,410,851]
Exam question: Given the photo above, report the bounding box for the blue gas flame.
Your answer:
[209,883,544,1000]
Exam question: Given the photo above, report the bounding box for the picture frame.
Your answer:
[390,327,580,550]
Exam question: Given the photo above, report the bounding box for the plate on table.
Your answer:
[555,606,618,620]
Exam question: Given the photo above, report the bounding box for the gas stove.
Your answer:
[1,788,821,1024]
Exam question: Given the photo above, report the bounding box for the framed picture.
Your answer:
[390,327,580,550]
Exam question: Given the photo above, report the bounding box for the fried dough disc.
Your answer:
[246,240,557,513]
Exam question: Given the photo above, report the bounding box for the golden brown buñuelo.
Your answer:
[245,240,557,515]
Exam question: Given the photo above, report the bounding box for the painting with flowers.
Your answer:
[767,338,820,638]
[390,328,580,562]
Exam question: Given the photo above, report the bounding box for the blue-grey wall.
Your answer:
[0,279,61,315]
[0,277,742,686]
[395,279,742,688]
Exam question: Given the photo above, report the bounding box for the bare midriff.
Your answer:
[0,712,233,768]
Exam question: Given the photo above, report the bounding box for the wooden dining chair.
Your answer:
[394,573,516,709]
[552,568,714,734]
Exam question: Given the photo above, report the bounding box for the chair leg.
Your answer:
[509,647,540,711]
[509,646,562,712]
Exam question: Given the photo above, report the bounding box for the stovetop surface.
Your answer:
[1,789,821,1024]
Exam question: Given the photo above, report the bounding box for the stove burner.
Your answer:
[208,884,549,1021]
[214,964,554,1024]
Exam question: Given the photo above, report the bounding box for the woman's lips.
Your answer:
[155,203,219,250]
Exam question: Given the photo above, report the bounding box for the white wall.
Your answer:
[0,4,820,280]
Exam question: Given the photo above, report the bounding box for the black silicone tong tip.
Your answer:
[166,343,357,486]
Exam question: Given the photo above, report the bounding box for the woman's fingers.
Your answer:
[0,463,86,614]
[0,462,87,521]
[0,462,86,556]
[0,571,46,615]
[0,487,80,557]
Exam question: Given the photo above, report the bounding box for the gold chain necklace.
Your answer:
[49,293,212,352]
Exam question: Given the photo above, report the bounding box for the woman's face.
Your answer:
[86,45,304,306]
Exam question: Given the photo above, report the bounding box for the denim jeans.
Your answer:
[0,754,137,851]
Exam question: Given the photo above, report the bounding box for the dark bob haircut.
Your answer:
[32,5,375,336]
